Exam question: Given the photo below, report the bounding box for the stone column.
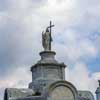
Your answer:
[96,80,100,100]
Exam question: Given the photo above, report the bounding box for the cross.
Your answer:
[47,21,54,34]
[98,80,100,86]
[47,21,54,50]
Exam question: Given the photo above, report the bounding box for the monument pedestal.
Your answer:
[29,51,66,93]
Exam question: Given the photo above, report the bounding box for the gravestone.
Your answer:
[4,21,95,100]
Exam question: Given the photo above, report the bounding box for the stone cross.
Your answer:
[47,21,54,34]
[47,21,54,50]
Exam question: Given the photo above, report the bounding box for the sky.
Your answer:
[0,0,100,99]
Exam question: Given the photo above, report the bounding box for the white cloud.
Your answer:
[0,66,31,89]
[65,62,99,97]
[54,29,97,63]
[0,66,31,99]
[0,0,100,99]
[93,72,100,80]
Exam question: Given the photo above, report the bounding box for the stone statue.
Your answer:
[42,21,54,51]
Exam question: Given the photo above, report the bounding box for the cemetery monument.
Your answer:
[4,21,99,100]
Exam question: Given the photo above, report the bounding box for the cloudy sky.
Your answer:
[0,0,100,99]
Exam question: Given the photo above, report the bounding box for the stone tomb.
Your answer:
[78,91,95,100]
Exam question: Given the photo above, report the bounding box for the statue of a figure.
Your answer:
[42,28,52,51]
[42,21,54,51]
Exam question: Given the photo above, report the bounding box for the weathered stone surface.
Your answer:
[29,51,66,93]
[95,81,100,100]
[39,51,57,63]
[4,88,34,100]
[45,81,78,100]
[50,86,74,100]
[78,91,94,100]
[11,96,46,100]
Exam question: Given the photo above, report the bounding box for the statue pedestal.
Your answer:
[40,51,56,60]
[39,51,57,64]
[29,51,66,93]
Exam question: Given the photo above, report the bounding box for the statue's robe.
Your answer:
[42,31,52,51]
